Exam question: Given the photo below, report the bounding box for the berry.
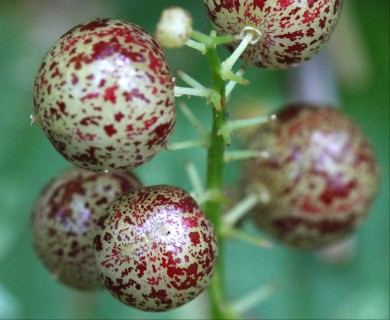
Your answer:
[242,104,379,249]
[203,0,343,69]
[93,185,218,311]
[155,7,193,48]
[31,167,142,290]
[34,18,176,172]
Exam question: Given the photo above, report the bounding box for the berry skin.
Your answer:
[93,185,218,311]
[242,104,379,249]
[34,18,176,172]
[31,167,142,290]
[203,0,343,69]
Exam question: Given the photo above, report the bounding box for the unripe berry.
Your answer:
[31,167,142,290]
[204,0,343,69]
[155,7,193,48]
[34,18,176,172]
[242,104,379,249]
[93,185,218,311]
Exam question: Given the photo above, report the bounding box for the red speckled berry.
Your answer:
[204,0,342,69]
[31,167,142,290]
[93,185,218,311]
[34,18,176,172]
[242,104,379,249]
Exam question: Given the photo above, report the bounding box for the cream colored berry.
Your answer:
[155,7,193,48]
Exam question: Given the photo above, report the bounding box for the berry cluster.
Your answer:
[30,1,380,317]
[31,17,217,311]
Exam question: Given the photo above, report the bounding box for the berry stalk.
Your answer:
[203,45,241,320]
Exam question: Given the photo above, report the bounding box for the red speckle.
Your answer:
[104,125,117,137]
[79,19,110,32]
[80,116,101,126]
[319,177,357,206]
[146,121,175,149]
[75,128,96,141]
[148,51,163,75]
[47,180,85,221]
[274,215,356,238]
[169,262,199,291]
[182,216,199,228]
[71,73,78,84]
[49,61,58,71]
[81,92,100,102]
[115,112,125,122]
[143,117,158,130]
[51,67,61,78]
[67,53,87,70]
[189,232,200,246]
[123,88,150,103]
[135,259,147,278]
[275,30,304,41]
[306,27,315,37]
[147,276,161,286]
[91,40,119,60]
[72,146,100,166]
[104,85,119,103]
[285,42,307,54]
[253,0,267,11]
[299,196,322,214]
[145,287,172,306]
[56,101,68,115]
[103,232,112,242]
[334,0,342,14]
[302,6,322,24]
[277,0,294,9]
[307,0,320,8]
[98,79,106,87]
[94,235,103,251]
[125,124,134,132]
[319,17,327,29]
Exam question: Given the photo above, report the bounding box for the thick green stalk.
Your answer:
[203,47,241,320]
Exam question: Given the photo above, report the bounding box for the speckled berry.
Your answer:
[242,104,379,249]
[31,167,142,290]
[93,185,218,311]
[34,18,176,172]
[204,0,343,69]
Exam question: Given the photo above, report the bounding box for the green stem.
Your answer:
[203,46,241,320]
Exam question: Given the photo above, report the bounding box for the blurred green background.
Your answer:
[0,1,388,319]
